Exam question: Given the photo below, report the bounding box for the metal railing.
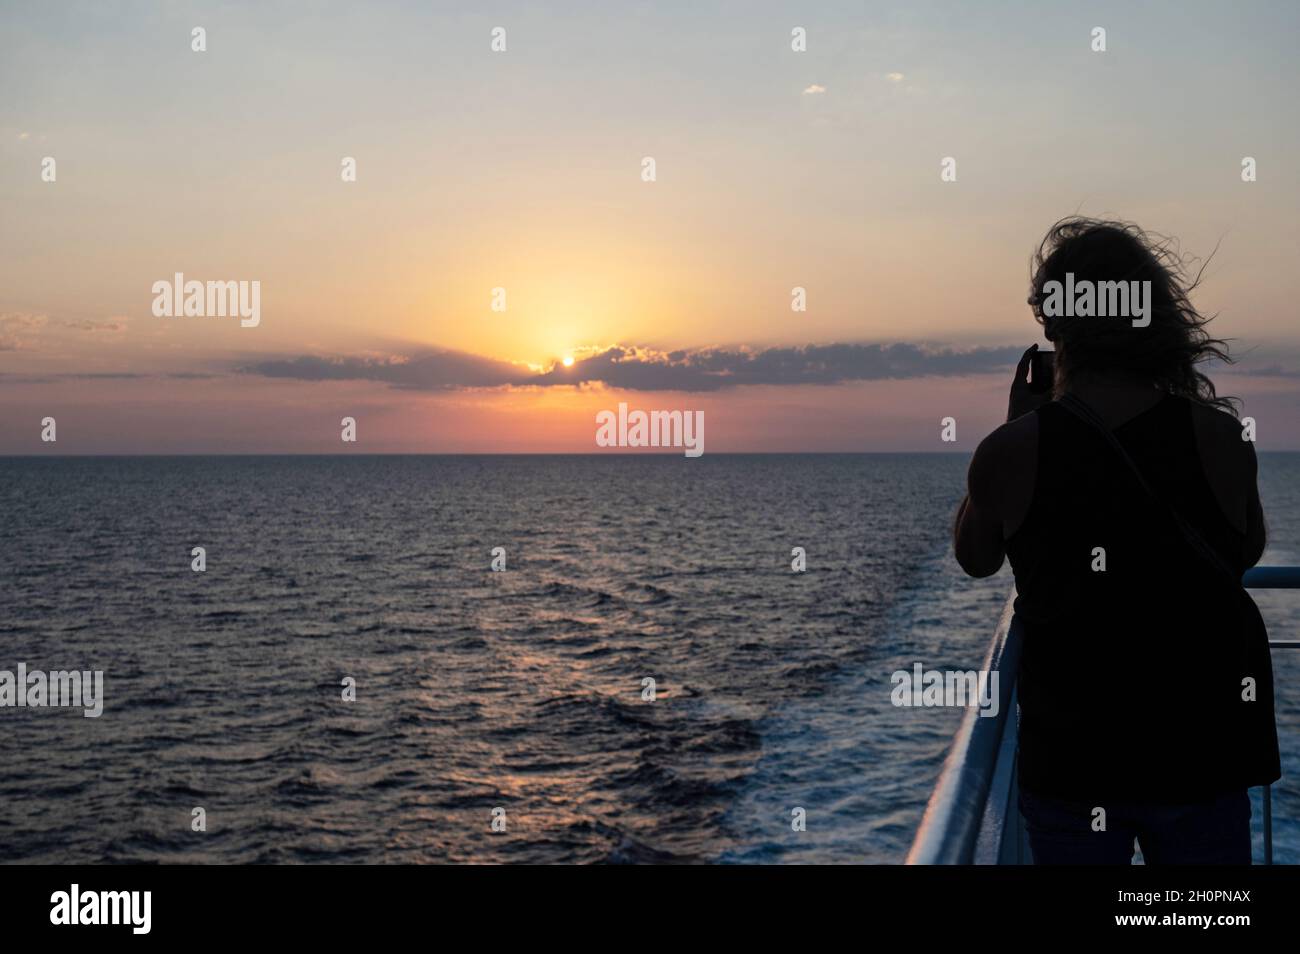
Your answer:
[906,565,1300,865]
[1245,565,1300,865]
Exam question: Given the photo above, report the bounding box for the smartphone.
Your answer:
[1029,349,1055,393]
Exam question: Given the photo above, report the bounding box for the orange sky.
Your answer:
[3,1,1299,451]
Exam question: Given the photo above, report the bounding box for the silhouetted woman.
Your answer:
[953,217,1280,864]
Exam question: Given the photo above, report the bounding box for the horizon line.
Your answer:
[4,450,1300,459]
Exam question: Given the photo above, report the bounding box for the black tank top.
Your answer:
[1006,395,1280,802]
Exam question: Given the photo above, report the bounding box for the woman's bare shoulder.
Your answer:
[975,411,1039,468]
[970,411,1038,530]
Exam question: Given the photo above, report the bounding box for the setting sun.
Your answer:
[562,355,575,367]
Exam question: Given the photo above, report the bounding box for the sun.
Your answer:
[562,355,574,367]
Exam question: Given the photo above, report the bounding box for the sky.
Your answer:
[2,0,1298,452]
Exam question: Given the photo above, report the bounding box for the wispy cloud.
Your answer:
[802,84,826,95]
[58,318,126,333]
[0,312,47,350]
[0,312,128,350]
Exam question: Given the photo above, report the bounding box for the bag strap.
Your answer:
[1055,392,1242,586]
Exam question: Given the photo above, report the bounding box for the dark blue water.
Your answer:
[1,454,1297,863]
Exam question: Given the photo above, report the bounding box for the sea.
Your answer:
[1,453,1297,864]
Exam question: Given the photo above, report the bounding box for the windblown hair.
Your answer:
[1028,216,1236,413]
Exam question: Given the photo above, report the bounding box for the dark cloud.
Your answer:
[236,343,1027,392]
[1221,363,1300,378]
[238,351,527,390]
[0,371,147,384]
[540,343,1027,391]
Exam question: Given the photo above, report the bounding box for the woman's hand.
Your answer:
[1007,344,1052,422]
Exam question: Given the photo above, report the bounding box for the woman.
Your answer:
[953,217,1280,864]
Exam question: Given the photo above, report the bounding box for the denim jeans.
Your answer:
[1018,787,1252,865]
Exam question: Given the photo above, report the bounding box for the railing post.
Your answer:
[1263,785,1272,866]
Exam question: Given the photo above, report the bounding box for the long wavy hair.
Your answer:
[1028,216,1237,413]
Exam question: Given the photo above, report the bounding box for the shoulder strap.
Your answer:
[1056,392,1242,585]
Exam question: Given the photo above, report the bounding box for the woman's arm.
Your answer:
[954,348,1044,578]
[953,470,1006,578]
[953,426,1025,578]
